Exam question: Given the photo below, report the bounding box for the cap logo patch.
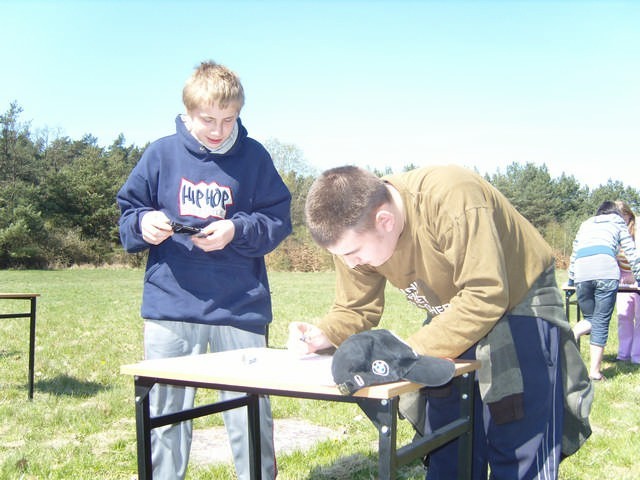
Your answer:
[371,360,390,377]
[354,374,365,387]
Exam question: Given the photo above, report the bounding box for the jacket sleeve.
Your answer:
[116,158,156,254]
[618,224,640,281]
[228,158,292,257]
[316,257,387,346]
[568,231,580,281]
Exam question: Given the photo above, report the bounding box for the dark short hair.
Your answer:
[304,166,391,247]
[596,200,622,217]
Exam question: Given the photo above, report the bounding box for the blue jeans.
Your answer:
[576,279,619,347]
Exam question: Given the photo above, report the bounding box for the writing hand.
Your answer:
[286,321,332,355]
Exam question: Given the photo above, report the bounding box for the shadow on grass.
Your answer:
[0,349,22,358]
[36,374,108,397]
[601,353,640,380]
[306,452,425,480]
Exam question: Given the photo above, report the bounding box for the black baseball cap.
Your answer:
[331,329,456,395]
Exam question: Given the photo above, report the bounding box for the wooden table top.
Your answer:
[0,293,40,299]
[121,348,480,400]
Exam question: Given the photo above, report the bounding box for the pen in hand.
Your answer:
[300,333,314,343]
[288,322,332,354]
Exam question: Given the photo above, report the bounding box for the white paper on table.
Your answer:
[228,348,336,386]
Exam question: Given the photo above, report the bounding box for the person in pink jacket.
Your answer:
[615,200,640,363]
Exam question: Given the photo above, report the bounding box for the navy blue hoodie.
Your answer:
[117,115,292,333]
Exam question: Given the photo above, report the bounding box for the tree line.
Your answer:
[1,101,638,270]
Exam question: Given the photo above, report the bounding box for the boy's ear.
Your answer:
[374,208,395,232]
[182,113,193,129]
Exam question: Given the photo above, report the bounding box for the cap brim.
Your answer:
[402,356,456,387]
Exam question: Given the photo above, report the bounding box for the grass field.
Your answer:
[1,268,639,479]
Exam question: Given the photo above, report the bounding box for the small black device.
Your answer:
[170,221,202,235]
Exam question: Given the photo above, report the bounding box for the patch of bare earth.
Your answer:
[190,419,342,465]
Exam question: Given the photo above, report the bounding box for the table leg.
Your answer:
[134,378,154,480]
[565,290,582,347]
[247,393,262,480]
[456,372,475,480]
[130,378,256,479]
[357,397,398,479]
[377,398,398,479]
[357,373,476,480]
[565,291,581,323]
[28,296,37,400]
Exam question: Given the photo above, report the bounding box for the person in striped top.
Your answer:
[615,200,640,363]
[568,201,640,380]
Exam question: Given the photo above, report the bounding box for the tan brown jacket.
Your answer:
[318,164,554,357]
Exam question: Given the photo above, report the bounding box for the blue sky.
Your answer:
[2,0,639,189]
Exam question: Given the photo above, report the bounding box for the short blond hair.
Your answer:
[182,60,245,111]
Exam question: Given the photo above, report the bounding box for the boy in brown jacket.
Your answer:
[289,165,592,480]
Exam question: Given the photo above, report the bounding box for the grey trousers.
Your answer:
[144,320,276,480]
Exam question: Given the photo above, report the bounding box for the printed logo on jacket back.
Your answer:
[179,179,234,219]
[401,280,451,316]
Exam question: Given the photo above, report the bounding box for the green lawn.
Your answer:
[1,269,638,479]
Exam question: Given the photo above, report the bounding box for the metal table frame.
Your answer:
[122,351,478,479]
[0,293,40,399]
[563,284,640,321]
